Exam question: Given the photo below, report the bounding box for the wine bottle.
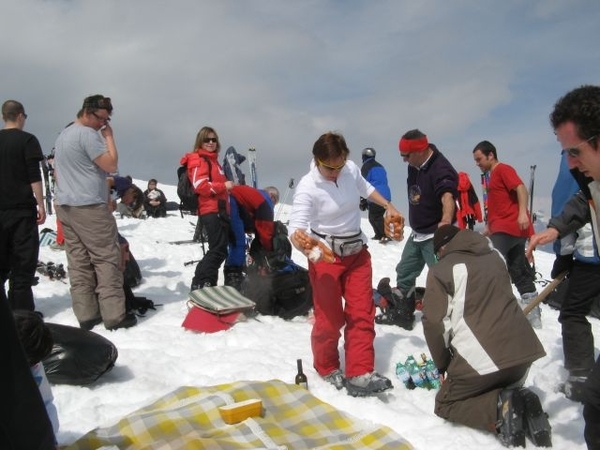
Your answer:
[295,359,308,389]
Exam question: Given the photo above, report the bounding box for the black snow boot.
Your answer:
[224,266,245,292]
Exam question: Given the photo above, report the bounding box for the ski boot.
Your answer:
[374,278,415,330]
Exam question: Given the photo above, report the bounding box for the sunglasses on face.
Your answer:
[565,135,598,157]
[92,111,111,122]
[203,137,218,143]
[317,158,346,171]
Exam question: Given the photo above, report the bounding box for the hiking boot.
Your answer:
[562,375,588,402]
[191,280,213,291]
[106,313,138,331]
[346,372,393,397]
[376,277,393,299]
[496,388,526,448]
[224,266,245,292]
[520,388,552,447]
[520,292,542,329]
[79,317,102,331]
[323,369,345,390]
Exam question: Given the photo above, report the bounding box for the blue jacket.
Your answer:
[361,157,391,202]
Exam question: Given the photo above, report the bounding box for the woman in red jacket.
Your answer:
[180,126,233,289]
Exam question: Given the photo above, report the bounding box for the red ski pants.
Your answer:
[308,247,375,378]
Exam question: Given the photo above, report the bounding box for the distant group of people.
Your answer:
[2,83,600,449]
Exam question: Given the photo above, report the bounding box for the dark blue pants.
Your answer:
[367,203,386,239]
[225,197,246,267]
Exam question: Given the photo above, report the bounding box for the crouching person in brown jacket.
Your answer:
[422,225,551,448]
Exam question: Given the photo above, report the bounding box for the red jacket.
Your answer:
[456,172,483,229]
[230,185,275,251]
[180,150,229,216]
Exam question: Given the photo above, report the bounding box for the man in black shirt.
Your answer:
[0,100,46,311]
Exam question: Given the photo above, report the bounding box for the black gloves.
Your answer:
[359,198,368,211]
[551,254,574,279]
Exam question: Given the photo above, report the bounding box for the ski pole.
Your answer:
[276,178,295,221]
[184,259,202,267]
[523,270,568,316]
[529,165,537,223]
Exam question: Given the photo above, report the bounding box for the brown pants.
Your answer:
[56,204,126,327]
[435,363,530,432]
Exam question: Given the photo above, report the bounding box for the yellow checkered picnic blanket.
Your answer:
[61,379,413,450]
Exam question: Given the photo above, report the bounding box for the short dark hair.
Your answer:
[550,85,600,149]
[473,140,498,160]
[402,129,427,140]
[13,310,54,366]
[312,132,350,161]
[1,100,25,122]
[82,95,113,114]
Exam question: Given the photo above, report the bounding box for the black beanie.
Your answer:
[433,225,460,253]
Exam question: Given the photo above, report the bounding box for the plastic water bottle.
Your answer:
[425,358,442,389]
[406,355,428,388]
[396,362,415,389]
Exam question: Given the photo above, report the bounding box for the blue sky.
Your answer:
[2,0,599,218]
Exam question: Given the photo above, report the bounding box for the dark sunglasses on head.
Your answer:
[203,137,218,143]
[565,135,597,157]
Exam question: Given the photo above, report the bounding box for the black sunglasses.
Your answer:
[203,137,218,143]
[565,135,597,157]
[92,111,111,122]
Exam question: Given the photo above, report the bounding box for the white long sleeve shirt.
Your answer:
[288,159,374,240]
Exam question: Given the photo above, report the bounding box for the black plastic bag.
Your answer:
[43,323,118,385]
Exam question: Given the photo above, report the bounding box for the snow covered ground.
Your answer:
[34,181,595,449]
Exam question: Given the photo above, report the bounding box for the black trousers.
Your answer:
[584,354,600,449]
[0,210,39,311]
[368,203,386,239]
[560,261,600,373]
[490,232,536,296]
[0,288,55,448]
[194,213,229,287]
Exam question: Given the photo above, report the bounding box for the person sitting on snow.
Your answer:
[422,225,551,448]
[143,178,167,218]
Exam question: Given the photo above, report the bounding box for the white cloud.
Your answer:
[2,0,599,216]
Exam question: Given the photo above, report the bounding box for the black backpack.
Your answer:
[249,220,293,271]
[177,165,198,214]
[242,261,313,320]
[177,156,212,215]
